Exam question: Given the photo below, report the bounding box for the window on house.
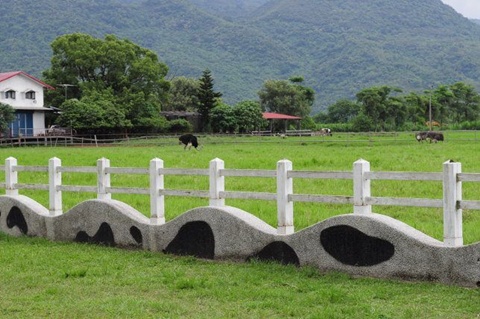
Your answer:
[5,90,16,99]
[26,91,36,100]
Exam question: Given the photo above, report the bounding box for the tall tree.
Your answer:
[210,103,236,133]
[323,99,360,123]
[258,78,313,118]
[164,76,200,112]
[42,33,170,132]
[356,86,403,131]
[196,69,222,132]
[449,82,480,123]
[233,100,266,133]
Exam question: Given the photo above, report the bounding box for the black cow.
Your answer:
[179,134,200,150]
[426,131,444,143]
[415,131,444,143]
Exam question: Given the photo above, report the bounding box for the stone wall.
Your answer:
[0,195,478,288]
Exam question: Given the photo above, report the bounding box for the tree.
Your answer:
[233,101,266,133]
[196,69,222,132]
[403,92,426,128]
[323,99,360,123]
[42,33,170,132]
[431,85,453,124]
[356,86,403,131]
[164,76,200,112]
[258,77,314,118]
[448,82,480,123]
[55,89,131,130]
[210,103,236,133]
[0,103,15,134]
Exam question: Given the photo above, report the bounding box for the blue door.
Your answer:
[10,112,33,137]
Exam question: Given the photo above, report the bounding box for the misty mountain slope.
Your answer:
[188,0,269,19]
[0,0,479,112]
[244,0,480,106]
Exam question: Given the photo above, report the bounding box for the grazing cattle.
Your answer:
[179,134,200,150]
[318,128,332,136]
[415,131,444,143]
[426,131,444,143]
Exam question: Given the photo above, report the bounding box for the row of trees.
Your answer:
[40,33,480,134]
[316,83,480,131]
[42,33,316,134]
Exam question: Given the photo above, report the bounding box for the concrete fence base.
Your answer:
[0,195,478,288]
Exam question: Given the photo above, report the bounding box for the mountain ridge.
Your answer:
[1,0,479,113]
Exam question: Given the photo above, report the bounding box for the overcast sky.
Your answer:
[441,0,480,19]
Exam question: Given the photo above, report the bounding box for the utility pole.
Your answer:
[428,85,433,131]
[58,84,75,101]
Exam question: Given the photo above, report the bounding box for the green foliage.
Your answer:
[56,90,131,130]
[258,78,313,118]
[167,118,192,133]
[233,100,266,133]
[196,69,222,131]
[300,116,316,130]
[42,33,169,132]
[322,99,360,123]
[1,0,480,114]
[320,83,480,132]
[0,103,15,133]
[164,76,200,112]
[351,112,374,132]
[210,103,237,133]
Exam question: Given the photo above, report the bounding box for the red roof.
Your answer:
[0,71,55,90]
[262,112,302,120]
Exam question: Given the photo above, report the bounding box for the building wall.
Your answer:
[0,75,46,108]
[0,74,49,136]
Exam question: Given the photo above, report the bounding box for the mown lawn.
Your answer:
[1,233,479,319]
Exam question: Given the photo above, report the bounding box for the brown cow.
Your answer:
[425,121,441,128]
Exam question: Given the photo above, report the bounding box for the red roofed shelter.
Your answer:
[262,112,302,132]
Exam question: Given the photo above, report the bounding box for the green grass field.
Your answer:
[0,133,479,318]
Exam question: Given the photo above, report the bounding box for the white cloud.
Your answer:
[441,0,480,19]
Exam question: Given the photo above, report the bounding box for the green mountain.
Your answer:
[1,0,479,113]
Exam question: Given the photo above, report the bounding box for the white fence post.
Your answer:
[354,159,372,214]
[277,159,294,235]
[150,158,165,225]
[5,157,18,196]
[49,157,62,216]
[97,157,111,200]
[443,160,463,246]
[209,158,225,207]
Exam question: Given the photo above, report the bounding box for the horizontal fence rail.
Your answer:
[1,130,479,148]
[2,157,479,246]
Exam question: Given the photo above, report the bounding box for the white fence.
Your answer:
[2,157,480,246]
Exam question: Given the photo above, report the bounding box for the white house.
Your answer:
[0,71,54,137]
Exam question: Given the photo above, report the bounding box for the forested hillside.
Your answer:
[1,0,479,113]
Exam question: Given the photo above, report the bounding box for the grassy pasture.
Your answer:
[0,133,479,318]
[0,132,479,244]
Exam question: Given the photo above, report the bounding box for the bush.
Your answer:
[168,119,192,133]
[351,113,374,132]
